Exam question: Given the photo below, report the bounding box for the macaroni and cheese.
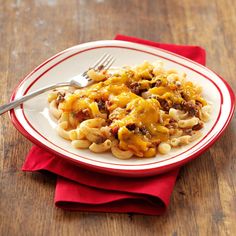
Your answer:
[48,61,211,159]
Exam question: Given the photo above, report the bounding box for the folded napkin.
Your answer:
[22,35,206,215]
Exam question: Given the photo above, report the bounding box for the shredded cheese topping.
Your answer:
[48,61,210,159]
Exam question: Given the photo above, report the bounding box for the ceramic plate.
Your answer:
[10,40,235,177]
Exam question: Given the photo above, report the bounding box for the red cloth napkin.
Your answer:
[22,35,206,215]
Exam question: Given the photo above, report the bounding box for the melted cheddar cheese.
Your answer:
[51,61,208,158]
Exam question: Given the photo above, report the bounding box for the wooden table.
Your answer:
[0,1,235,235]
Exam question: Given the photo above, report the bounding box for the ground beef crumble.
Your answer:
[72,108,90,122]
[182,101,200,117]
[129,82,148,96]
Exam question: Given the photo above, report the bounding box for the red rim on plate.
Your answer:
[9,40,235,177]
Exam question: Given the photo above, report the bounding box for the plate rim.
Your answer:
[9,40,235,177]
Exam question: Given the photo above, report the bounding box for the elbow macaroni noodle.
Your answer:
[48,61,211,159]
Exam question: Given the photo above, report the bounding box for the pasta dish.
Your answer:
[48,61,211,159]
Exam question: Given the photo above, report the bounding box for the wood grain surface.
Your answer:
[0,0,235,235]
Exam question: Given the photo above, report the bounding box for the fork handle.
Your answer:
[0,82,70,116]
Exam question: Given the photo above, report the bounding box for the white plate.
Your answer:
[10,40,235,177]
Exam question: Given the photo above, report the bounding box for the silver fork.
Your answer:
[0,53,115,115]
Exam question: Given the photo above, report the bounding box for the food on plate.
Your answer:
[48,61,211,159]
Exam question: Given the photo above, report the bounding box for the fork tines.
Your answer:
[82,53,115,78]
